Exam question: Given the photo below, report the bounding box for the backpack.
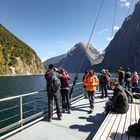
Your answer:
[131,75,138,83]
[50,73,61,92]
[127,119,140,136]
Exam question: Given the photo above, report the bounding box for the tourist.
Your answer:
[83,69,99,113]
[44,64,63,122]
[105,69,111,89]
[117,67,125,87]
[82,70,88,98]
[105,81,129,114]
[125,68,131,91]
[99,69,108,98]
[131,71,139,91]
[97,72,101,92]
[60,68,71,113]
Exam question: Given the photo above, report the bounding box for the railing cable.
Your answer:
[70,0,105,96]
[111,0,118,38]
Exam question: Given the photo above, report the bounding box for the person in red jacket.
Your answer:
[83,69,99,113]
[131,71,139,90]
[60,68,71,113]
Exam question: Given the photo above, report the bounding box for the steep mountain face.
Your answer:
[98,1,140,72]
[0,24,45,75]
[44,42,103,72]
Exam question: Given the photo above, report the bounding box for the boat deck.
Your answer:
[7,93,108,140]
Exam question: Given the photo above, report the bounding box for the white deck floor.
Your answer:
[7,93,108,140]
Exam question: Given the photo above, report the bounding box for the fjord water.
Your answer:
[0,73,83,99]
[0,73,83,131]
[0,75,46,99]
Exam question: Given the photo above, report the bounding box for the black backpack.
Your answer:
[50,73,61,92]
[127,119,140,136]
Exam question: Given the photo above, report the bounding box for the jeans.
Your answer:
[101,83,108,97]
[105,100,112,114]
[87,91,95,109]
[60,88,70,110]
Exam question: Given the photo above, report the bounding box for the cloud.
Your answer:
[99,28,109,34]
[120,0,131,8]
[114,26,120,31]
[41,57,49,62]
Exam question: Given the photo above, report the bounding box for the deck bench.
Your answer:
[93,98,140,140]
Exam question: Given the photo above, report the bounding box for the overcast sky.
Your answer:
[0,0,138,61]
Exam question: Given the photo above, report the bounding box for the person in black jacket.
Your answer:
[125,68,131,91]
[99,69,108,98]
[45,64,63,122]
[82,70,88,99]
[105,81,129,114]
[117,67,125,87]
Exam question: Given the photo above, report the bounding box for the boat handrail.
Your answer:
[0,82,83,137]
[0,82,82,102]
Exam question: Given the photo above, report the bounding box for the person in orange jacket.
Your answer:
[83,69,99,113]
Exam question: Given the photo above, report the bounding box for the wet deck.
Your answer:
[7,93,108,140]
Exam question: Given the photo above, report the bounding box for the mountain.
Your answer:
[0,24,45,75]
[96,1,140,72]
[44,54,66,69]
[44,42,103,72]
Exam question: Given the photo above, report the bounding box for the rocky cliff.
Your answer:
[0,24,45,75]
[44,42,103,72]
[97,1,140,72]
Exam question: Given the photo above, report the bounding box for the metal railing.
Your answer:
[0,82,83,138]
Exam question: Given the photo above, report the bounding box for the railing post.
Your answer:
[20,96,23,126]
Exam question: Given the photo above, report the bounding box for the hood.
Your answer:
[45,69,54,79]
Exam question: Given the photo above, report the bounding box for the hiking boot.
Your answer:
[58,116,62,120]
[88,108,94,114]
[84,95,88,99]
[88,110,92,114]
[67,109,71,114]
[62,109,65,113]
[48,118,52,122]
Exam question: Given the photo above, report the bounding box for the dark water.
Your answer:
[0,75,45,99]
[0,73,83,99]
[0,73,84,134]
